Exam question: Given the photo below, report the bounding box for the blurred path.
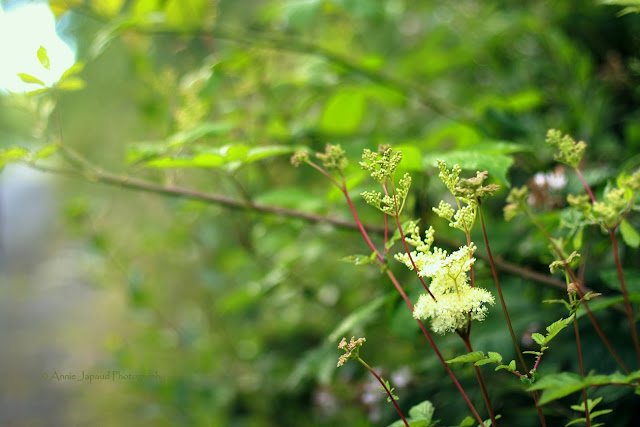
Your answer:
[0,166,113,426]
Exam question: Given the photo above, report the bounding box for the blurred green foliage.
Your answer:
[2,0,640,425]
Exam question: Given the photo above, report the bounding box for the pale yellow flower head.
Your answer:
[394,226,494,334]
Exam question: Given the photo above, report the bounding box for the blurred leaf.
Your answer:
[599,268,640,293]
[37,46,50,70]
[339,254,378,265]
[423,141,528,186]
[56,77,87,91]
[446,351,485,364]
[49,0,83,18]
[529,371,640,405]
[620,219,640,248]
[327,294,392,343]
[0,146,30,169]
[169,121,233,147]
[17,73,45,87]
[33,144,59,160]
[164,0,211,29]
[60,62,85,81]
[91,0,127,18]
[321,89,366,134]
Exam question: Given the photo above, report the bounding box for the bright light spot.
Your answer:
[0,2,75,93]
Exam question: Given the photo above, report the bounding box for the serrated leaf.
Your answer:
[544,316,573,344]
[408,400,434,421]
[487,352,503,363]
[589,409,613,418]
[446,351,485,364]
[474,358,495,367]
[620,218,640,248]
[531,333,545,345]
[37,46,50,70]
[17,73,45,86]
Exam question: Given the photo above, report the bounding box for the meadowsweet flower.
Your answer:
[337,336,366,367]
[394,226,494,334]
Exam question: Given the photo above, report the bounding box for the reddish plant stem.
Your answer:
[386,272,486,427]
[573,316,591,427]
[460,333,496,426]
[574,167,597,203]
[478,205,547,427]
[479,205,527,371]
[388,183,434,297]
[358,358,409,427]
[526,211,630,373]
[572,165,640,365]
[335,178,485,426]
[609,229,640,364]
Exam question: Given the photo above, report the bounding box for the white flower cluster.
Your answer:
[394,223,494,334]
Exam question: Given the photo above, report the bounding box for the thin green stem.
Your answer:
[357,358,409,427]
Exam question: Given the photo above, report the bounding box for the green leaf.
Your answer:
[408,400,434,422]
[453,416,475,427]
[165,0,210,29]
[327,294,392,343]
[339,254,378,266]
[528,371,640,405]
[37,46,50,70]
[33,144,59,160]
[60,62,85,81]
[473,358,495,367]
[620,218,640,248]
[17,73,45,87]
[446,351,485,364]
[422,141,527,186]
[543,316,573,344]
[168,121,233,147]
[531,333,545,345]
[0,147,31,169]
[56,77,87,91]
[487,352,503,363]
[321,89,367,134]
[92,0,126,18]
[244,145,301,163]
[527,372,584,404]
